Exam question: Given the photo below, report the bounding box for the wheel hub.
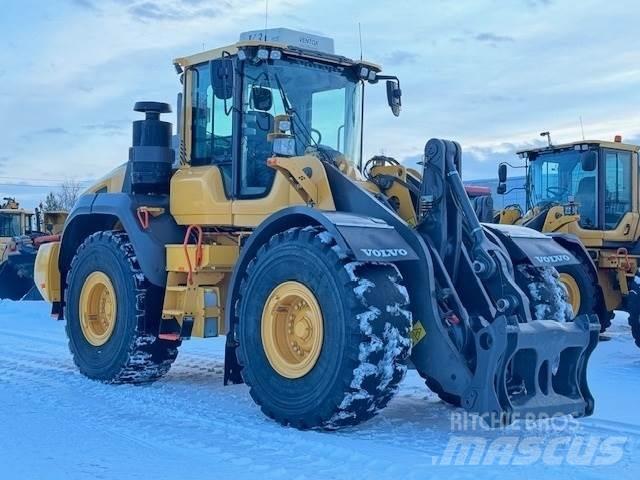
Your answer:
[559,273,581,315]
[79,271,117,346]
[262,281,324,378]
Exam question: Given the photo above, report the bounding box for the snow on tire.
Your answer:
[65,231,180,384]
[516,264,573,322]
[236,226,412,430]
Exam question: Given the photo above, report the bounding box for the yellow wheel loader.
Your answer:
[0,198,38,299]
[35,29,599,429]
[1,198,68,300]
[496,138,640,346]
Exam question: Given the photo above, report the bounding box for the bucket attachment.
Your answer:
[463,313,600,424]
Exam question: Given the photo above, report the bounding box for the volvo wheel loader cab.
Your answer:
[36,29,599,429]
[497,138,640,343]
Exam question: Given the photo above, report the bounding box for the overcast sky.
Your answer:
[1,0,639,207]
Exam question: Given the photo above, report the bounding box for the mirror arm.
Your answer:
[375,74,400,86]
[500,161,527,169]
[502,186,528,195]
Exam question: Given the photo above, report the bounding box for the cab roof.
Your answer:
[0,208,32,214]
[173,39,381,72]
[518,139,640,156]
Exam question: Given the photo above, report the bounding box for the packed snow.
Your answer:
[1,300,639,479]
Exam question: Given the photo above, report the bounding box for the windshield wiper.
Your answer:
[273,73,318,152]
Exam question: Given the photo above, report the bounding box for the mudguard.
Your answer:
[60,193,184,287]
[225,206,418,325]
[483,223,580,269]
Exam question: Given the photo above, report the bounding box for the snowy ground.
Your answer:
[1,301,639,480]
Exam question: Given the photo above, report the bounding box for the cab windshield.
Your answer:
[529,149,597,228]
[242,58,363,165]
[0,213,21,237]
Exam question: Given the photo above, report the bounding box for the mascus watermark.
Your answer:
[431,412,628,466]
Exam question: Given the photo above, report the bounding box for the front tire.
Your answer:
[557,257,609,332]
[626,272,640,348]
[65,231,180,384]
[237,227,412,430]
[516,264,573,322]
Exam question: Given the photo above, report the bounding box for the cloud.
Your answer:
[82,121,128,136]
[474,32,515,44]
[70,0,99,10]
[33,128,71,136]
[69,0,223,22]
[129,1,221,22]
[401,139,549,180]
[524,0,553,7]
[381,50,419,66]
[448,31,515,47]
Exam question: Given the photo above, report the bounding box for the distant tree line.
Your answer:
[42,180,82,212]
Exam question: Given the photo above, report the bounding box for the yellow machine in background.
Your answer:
[497,137,640,345]
[0,198,37,299]
[0,198,68,300]
[35,29,599,430]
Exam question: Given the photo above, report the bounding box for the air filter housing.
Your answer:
[129,101,174,193]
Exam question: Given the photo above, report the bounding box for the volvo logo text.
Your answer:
[360,248,409,258]
[534,254,571,264]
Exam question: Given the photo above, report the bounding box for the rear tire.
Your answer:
[65,231,180,384]
[237,226,412,429]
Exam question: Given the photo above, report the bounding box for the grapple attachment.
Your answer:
[466,313,599,424]
[408,138,600,426]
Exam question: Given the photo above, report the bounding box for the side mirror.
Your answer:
[386,80,402,117]
[250,86,273,111]
[581,151,597,172]
[497,183,507,195]
[210,59,234,100]
[498,163,507,183]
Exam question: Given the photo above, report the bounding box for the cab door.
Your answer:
[171,60,235,226]
[601,148,638,243]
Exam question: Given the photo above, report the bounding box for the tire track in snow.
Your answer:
[0,336,434,478]
[3,309,640,479]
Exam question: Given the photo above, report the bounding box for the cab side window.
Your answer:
[191,61,233,193]
[604,150,632,229]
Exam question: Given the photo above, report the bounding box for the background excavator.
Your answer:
[35,28,599,429]
[496,136,640,347]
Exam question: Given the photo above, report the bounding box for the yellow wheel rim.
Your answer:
[79,272,117,346]
[559,273,581,315]
[261,281,324,379]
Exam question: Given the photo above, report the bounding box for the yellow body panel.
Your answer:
[496,207,522,225]
[166,244,239,272]
[85,164,126,194]
[170,156,337,228]
[541,206,579,232]
[231,174,306,227]
[162,243,239,338]
[34,242,61,303]
[170,167,233,225]
[369,164,418,226]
